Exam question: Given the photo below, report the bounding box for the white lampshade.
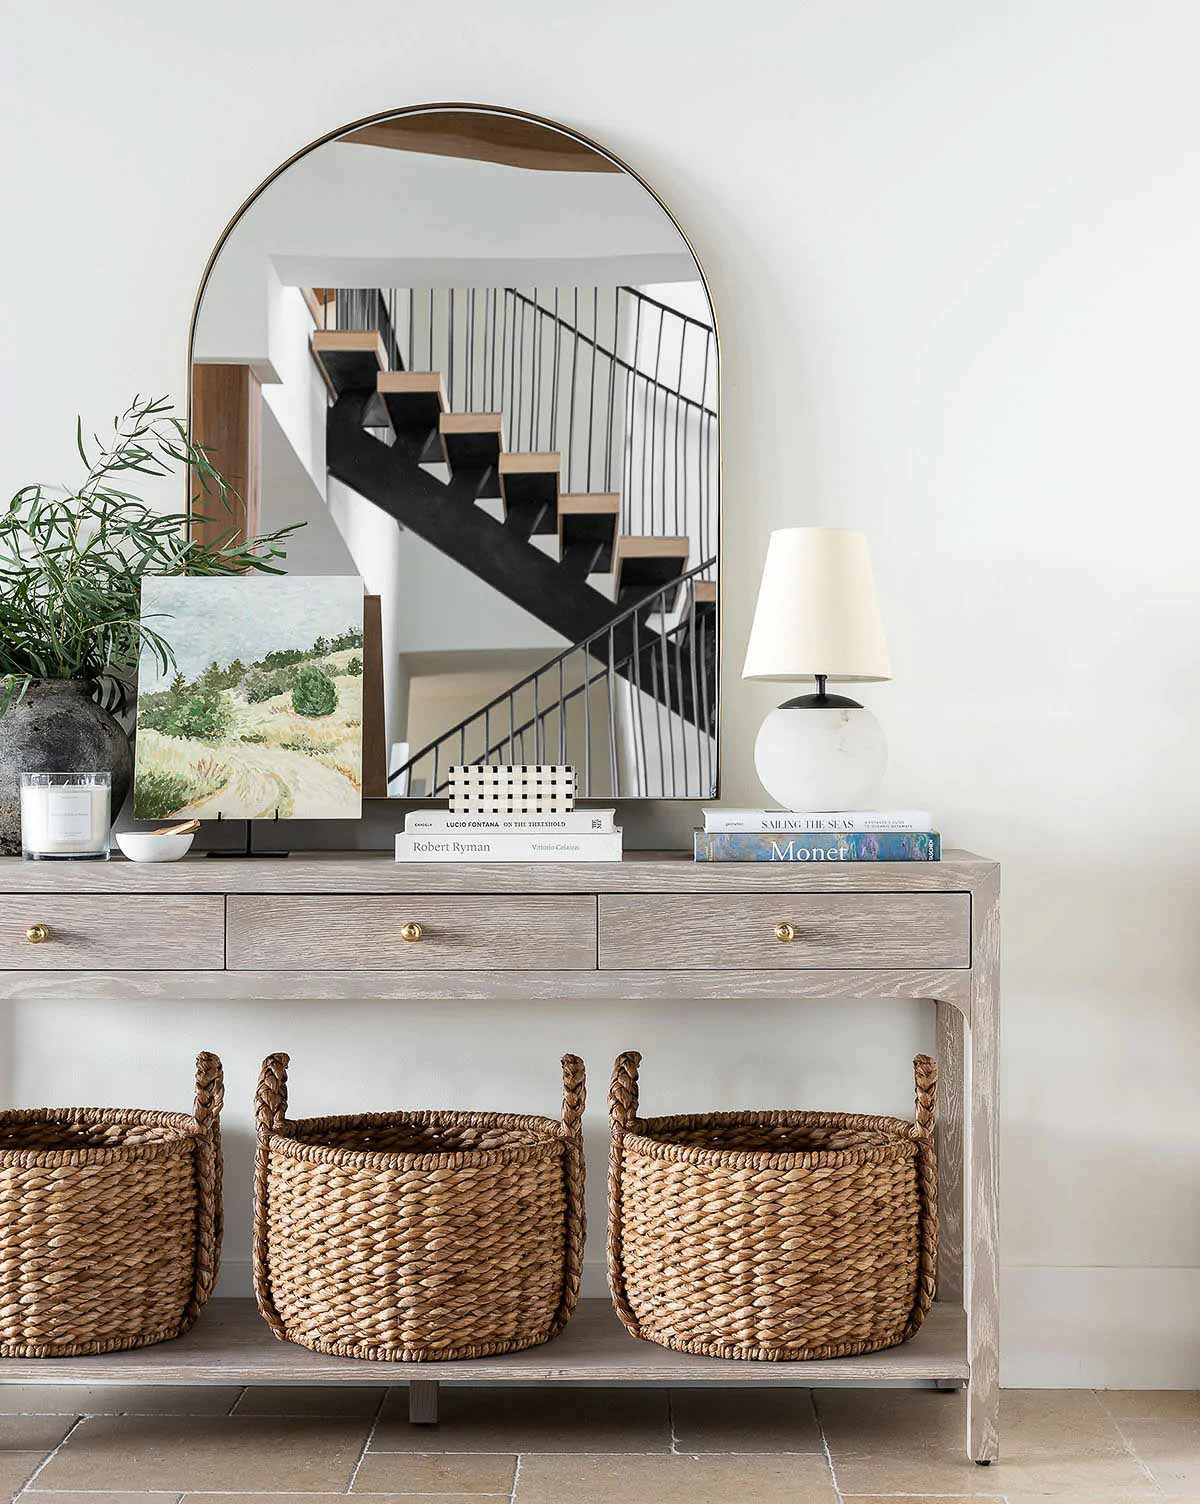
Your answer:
[742,528,891,684]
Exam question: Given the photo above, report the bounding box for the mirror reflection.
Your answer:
[191,108,719,798]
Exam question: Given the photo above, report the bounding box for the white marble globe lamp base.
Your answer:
[753,693,887,812]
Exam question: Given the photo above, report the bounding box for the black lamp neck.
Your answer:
[780,672,863,711]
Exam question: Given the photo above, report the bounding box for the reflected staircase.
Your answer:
[312,285,718,796]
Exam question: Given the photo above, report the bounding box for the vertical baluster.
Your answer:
[533,289,542,451]
[567,288,579,491]
[631,612,649,796]
[706,412,714,577]
[686,588,700,797]
[624,371,637,536]
[532,674,540,763]
[675,331,686,538]
[605,289,619,490]
[631,297,643,533]
[448,288,456,409]
[508,691,516,762]
[651,311,665,535]
[607,630,620,796]
[484,706,490,768]
[557,658,566,763]
[672,612,687,794]
[658,612,676,796]
[550,288,561,452]
[489,289,498,409]
[582,647,592,797]
[586,287,598,489]
[515,295,526,450]
[433,745,439,799]
[468,288,475,410]
[500,290,509,415]
[649,649,667,799]
[699,608,712,794]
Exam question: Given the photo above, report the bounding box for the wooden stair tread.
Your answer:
[499,453,560,537]
[558,494,620,576]
[312,330,389,398]
[438,413,505,497]
[693,579,717,607]
[614,535,691,609]
[377,372,447,453]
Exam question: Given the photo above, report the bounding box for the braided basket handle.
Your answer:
[186,1052,224,1328]
[192,1052,224,1135]
[906,1052,940,1336]
[252,1053,290,1343]
[559,1054,587,1137]
[608,1051,642,1135]
[607,1052,643,1338]
[912,1053,938,1141]
[255,1053,290,1142]
[550,1055,588,1341]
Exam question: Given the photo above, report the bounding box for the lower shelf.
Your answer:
[0,1299,968,1386]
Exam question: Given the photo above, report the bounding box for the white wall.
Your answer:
[3,0,1199,1386]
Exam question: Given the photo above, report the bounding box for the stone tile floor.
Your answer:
[0,1384,1195,1501]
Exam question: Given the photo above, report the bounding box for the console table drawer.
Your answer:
[226,895,598,971]
[0,896,225,970]
[599,893,970,969]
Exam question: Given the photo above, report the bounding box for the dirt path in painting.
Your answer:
[177,745,358,820]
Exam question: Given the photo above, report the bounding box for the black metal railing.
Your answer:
[321,284,718,579]
[390,557,718,800]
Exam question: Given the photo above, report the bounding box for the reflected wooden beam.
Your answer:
[189,363,261,549]
[340,112,618,174]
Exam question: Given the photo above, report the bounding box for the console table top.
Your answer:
[0,848,997,894]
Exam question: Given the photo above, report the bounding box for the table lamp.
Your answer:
[741,527,891,811]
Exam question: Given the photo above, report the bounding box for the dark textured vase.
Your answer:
[0,680,132,855]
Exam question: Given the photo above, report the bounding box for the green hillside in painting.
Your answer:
[134,626,364,820]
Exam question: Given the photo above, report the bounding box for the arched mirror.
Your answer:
[189,105,719,800]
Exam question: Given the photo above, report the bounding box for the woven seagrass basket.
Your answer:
[0,1052,224,1358]
[252,1052,586,1361]
[607,1052,938,1361]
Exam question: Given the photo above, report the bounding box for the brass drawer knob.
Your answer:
[26,924,51,945]
[400,922,423,943]
[774,922,796,944]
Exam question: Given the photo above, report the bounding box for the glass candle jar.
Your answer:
[20,772,112,861]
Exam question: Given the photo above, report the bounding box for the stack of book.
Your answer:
[694,809,940,862]
[396,808,622,863]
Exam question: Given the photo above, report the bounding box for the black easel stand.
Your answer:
[206,811,290,858]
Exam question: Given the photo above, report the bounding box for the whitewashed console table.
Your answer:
[0,850,1000,1463]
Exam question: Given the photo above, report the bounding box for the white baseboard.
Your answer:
[217,1261,1200,1389]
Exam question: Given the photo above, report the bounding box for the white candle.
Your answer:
[20,774,111,860]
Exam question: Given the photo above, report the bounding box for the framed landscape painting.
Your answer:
[134,576,364,820]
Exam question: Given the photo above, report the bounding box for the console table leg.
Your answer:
[966,874,1001,1464]
[408,1381,439,1425]
[935,999,965,1305]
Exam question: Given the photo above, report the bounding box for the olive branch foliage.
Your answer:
[0,396,302,715]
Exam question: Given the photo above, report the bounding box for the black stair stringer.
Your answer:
[326,391,708,728]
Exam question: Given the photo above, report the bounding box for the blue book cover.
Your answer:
[693,831,941,862]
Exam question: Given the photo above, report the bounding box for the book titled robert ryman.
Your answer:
[694,831,941,862]
[397,831,622,863]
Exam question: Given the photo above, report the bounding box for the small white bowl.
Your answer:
[116,831,195,863]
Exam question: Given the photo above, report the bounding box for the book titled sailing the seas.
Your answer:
[702,809,932,834]
[694,831,941,862]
